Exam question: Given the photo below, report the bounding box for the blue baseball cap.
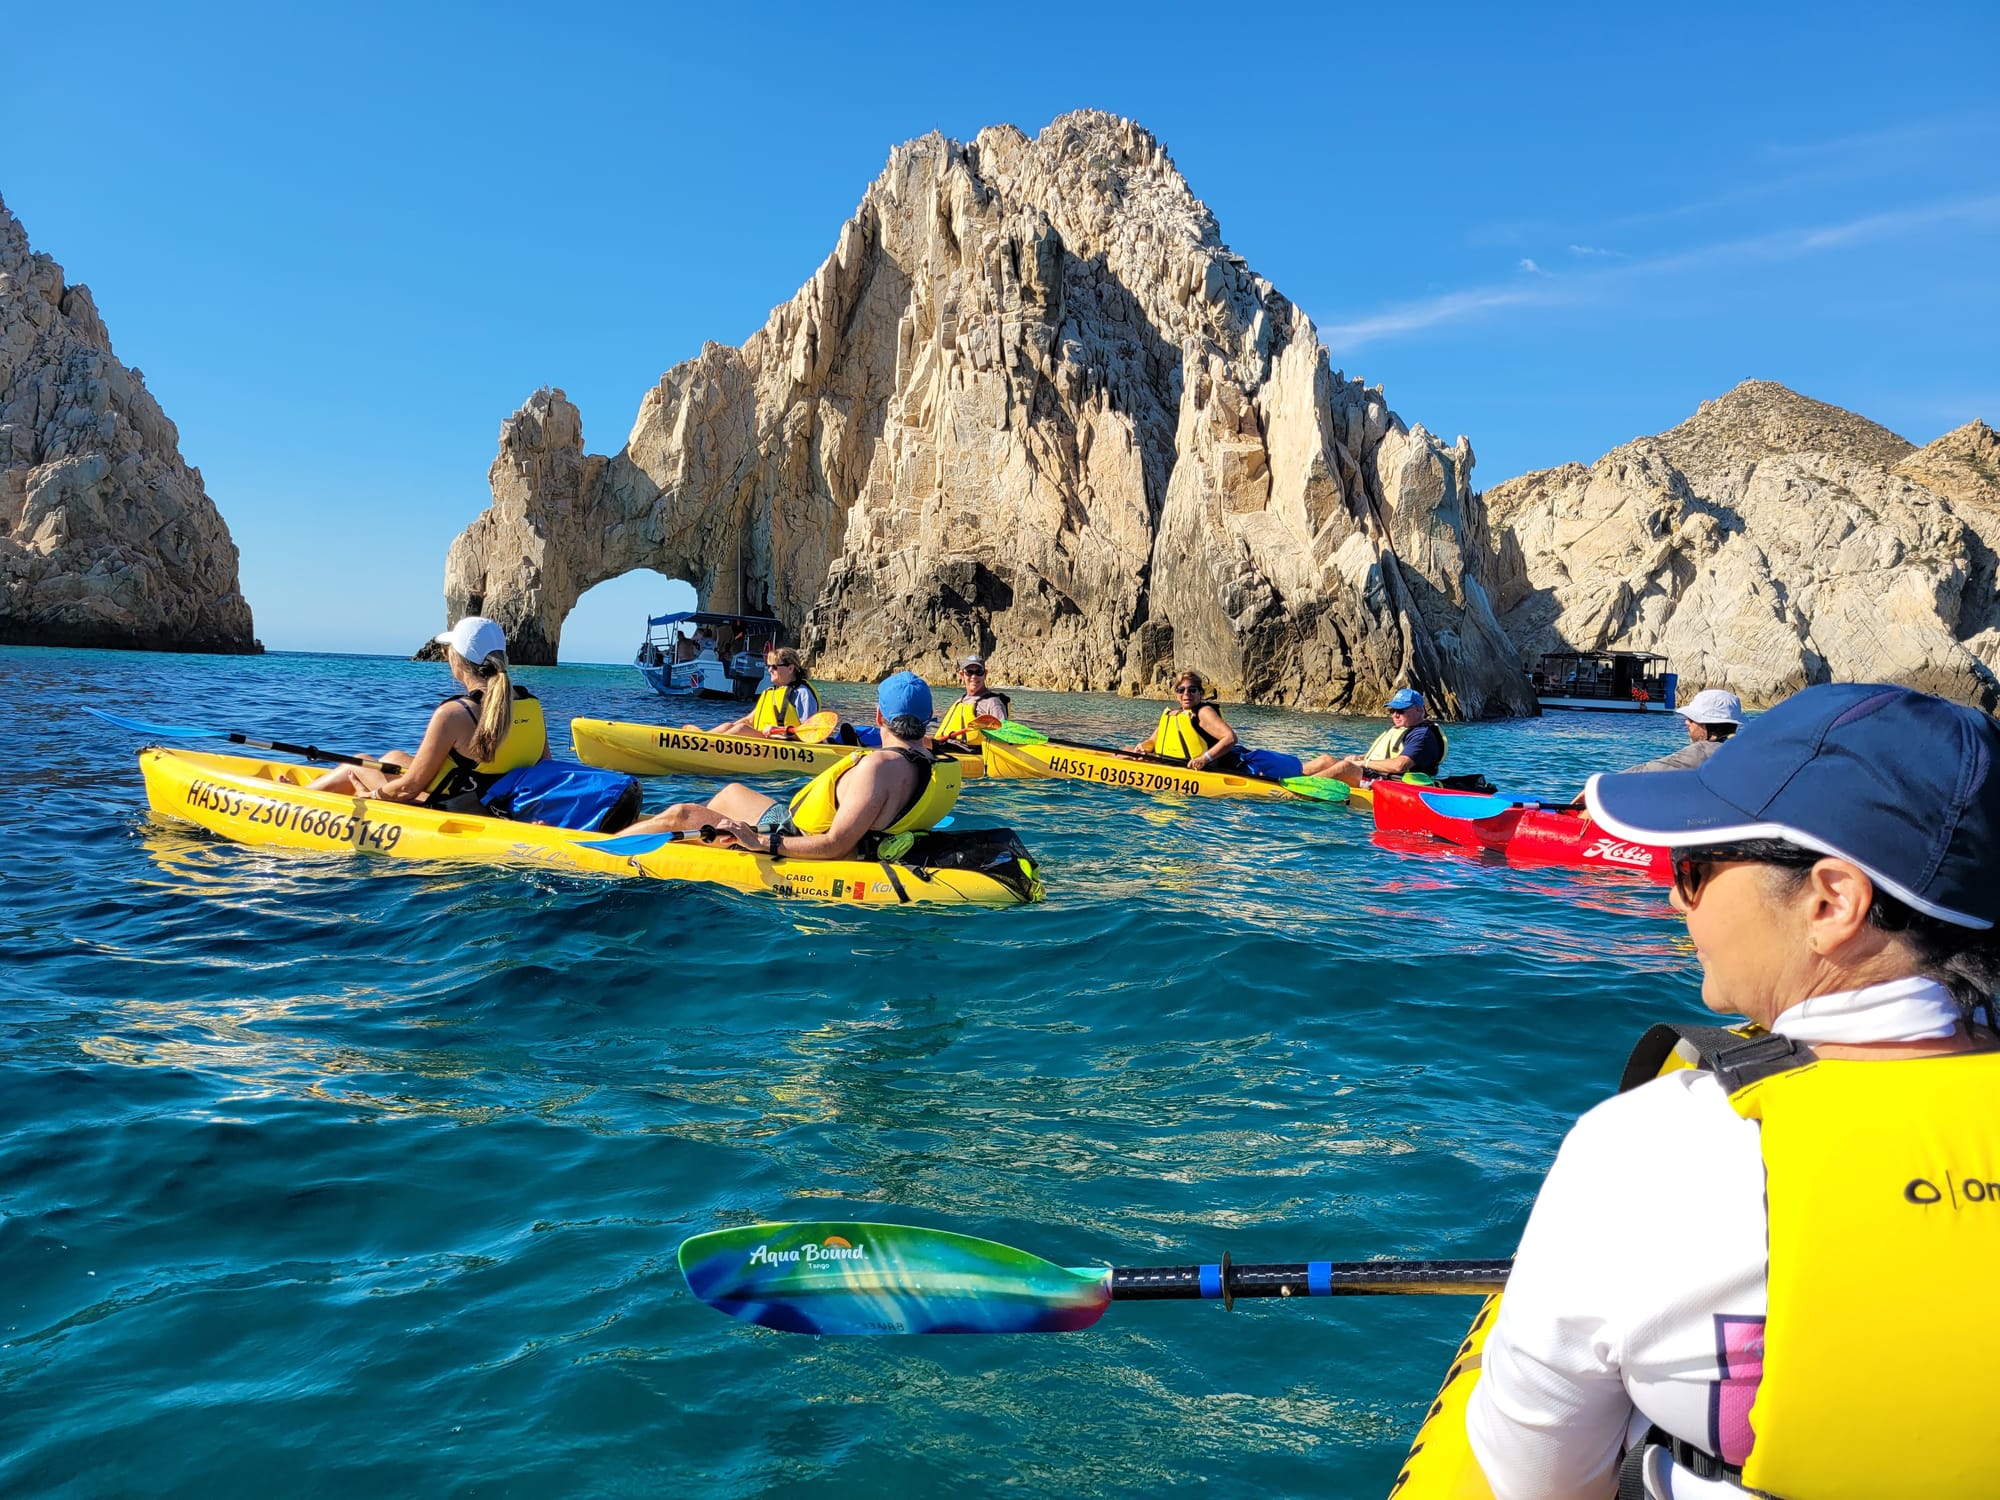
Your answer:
[877,670,933,726]
[1586,683,2000,928]
[1387,688,1424,711]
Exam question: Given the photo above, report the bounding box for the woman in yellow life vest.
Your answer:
[308,616,550,802]
[937,655,1010,746]
[1132,670,1307,780]
[707,647,821,737]
[1465,684,2000,1499]
[621,672,958,860]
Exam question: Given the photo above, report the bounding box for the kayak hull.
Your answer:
[1370,780,1670,882]
[571,718,985,780]
[980,735,1299,800]
[1388,1295,1500,1498]
[136,748,1037,906]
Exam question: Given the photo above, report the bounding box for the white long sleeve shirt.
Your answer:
[1464,978,1961,1499]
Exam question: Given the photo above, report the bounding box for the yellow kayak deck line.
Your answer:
[1388,1294,1500,1497]
[981,734,1364,803]
[571,717,985,780]
[137,747,1037,907]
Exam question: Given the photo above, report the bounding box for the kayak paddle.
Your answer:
[1416,791,1539,821]
[85,707,389,770]
[984,721,1348,804]
[579,824,720,856]
[783,711,841,743]
[679,1221,1510,1335]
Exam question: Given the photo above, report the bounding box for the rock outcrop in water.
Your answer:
[1485,382,2000,708]
[0,195,258,653]
[444,113,1534,716]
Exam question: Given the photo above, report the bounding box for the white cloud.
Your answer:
[1318,191,2000,353]
[1568,244,1616,257]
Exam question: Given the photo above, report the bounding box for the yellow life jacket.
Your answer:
[1154,706,1221,763]
[431,688,545,791]
[785,747,963,839]
[1619,1025,2000,1497]
[938,692,1009,745]
[1363,723,1450,762]
[751,684,802,733]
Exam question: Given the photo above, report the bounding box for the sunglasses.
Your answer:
[1174,685,1202,696]
[1670,841,1823,905]
[962,667,987,675]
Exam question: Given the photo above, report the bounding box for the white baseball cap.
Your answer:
[434,616,507,663]
[1678,688,1743,726]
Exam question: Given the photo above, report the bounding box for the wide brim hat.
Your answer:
[1586,682,2000,928]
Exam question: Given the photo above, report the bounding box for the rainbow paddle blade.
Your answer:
[679,1221,1112,1335]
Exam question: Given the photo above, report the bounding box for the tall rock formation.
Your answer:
[445,113,1533,716]
[0,195,258,653]
[1485,383,2000,709]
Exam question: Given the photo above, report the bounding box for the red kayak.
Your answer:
[1369,779,1670,882]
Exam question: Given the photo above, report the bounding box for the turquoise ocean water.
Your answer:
[1,645,1711,1497]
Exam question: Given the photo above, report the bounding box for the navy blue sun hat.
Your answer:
[1586,682,2000,928]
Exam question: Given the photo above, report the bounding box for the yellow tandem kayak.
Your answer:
[1388,1295,1500,1497]
[980,734,1322,801]
[570,717,986,780]
[137,748,1040,907]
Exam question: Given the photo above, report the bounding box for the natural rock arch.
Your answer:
[443,113,1533,717]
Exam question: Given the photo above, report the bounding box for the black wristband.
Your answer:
[766,830,783,857]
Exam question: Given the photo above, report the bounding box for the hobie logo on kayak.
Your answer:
[1584,837,1656,868]
[746,1235,869,1270]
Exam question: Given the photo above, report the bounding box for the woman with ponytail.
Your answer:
[309,617,549,802]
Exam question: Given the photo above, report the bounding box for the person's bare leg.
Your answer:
[310,750,409,793]
[1298,754,1363,787]
[622,783,776,837]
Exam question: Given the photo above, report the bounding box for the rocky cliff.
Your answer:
[1486,382,2000,709]
[0,195,258,653]
[444,113,1534,716]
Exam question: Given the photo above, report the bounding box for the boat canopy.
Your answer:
[1534,649,1670,666]
[645,610,785,631]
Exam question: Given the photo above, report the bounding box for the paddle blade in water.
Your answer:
[84,707,220,740]
[679,1221,1112,1335]
[1283,776,1351,804]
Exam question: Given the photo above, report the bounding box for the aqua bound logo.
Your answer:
[747,1234,869,1269]
[1904,1171,2000,1207]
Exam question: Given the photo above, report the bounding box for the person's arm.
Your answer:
[1189,708,1237,768]
[794,684,822,720]
[1626,741,1712,775]
[739,756,894,861]
[1466,1083,1737,1500]
[1365,725,1432,777]
[371,702,470,802]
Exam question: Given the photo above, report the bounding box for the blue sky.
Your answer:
[6,1,1995,662]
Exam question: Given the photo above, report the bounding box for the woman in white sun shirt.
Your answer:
[1467,682,2000,1499]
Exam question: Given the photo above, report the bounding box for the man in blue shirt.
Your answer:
[1301,688,1447,787]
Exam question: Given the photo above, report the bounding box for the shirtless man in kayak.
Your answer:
[619,673,958,861]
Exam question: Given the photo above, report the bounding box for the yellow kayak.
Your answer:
[137,747,1039,907]
[980,734,1307,800]
[1387,1295,1499,1497]
[571,717,986,780]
